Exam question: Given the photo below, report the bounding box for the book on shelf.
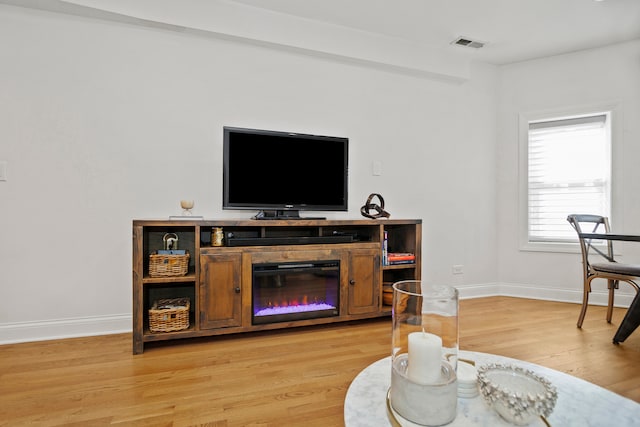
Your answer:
[387,252,415,262]
[387,259,416,265]
[382,230,388,266]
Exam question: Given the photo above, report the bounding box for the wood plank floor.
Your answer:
[1,297,639,426]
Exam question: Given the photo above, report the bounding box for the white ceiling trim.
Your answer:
[0,0,471,83]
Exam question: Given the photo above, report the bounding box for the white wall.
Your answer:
[0,5,499,342]
[497,40,640,304]
[5,3,636,344]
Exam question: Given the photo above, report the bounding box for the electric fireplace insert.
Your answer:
[252,260,340,324]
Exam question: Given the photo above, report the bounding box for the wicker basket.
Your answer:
[149,298,190,332]
[383,286,393,306]
[148,251,190,277]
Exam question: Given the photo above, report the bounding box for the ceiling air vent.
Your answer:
[451,37,485,49]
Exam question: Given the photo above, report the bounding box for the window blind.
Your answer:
[528,114,610,242]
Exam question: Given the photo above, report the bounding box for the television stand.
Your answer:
[252,210,326,220]
[132,218,422,353]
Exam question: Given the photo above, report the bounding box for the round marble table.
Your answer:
[344,350,640,427]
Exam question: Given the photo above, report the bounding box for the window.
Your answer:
[522,111,611,246]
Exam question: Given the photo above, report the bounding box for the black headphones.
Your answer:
[360,193,391,219]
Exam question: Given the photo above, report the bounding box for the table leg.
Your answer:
[613,293,640,344]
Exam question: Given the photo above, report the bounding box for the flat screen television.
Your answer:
[223,126,349,219]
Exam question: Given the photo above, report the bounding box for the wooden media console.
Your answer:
[132,218,421,354]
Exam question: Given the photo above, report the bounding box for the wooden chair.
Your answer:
[567,214,640,328]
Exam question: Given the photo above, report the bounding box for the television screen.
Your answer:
[223,127,348,219]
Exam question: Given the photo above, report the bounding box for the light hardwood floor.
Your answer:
[1,297,639,426]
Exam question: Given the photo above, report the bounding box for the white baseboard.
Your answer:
[0,314,130,345]
[455,282,635,307]
[455,282,501,299]
[0,283,635,345]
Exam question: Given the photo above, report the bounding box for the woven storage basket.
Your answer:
[149,251,190,277]
[382,286,393,306]
[149,298,190,332]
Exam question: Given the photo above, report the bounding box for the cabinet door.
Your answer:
[347,248,381,314]
[199,252,242,329]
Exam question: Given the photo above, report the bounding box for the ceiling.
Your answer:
[229,0,640,65]
[2,0,639,71]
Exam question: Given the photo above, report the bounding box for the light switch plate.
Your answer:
[372,160,382,176]
[0,161,6,181]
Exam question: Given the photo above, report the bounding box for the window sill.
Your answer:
[520,241,609,254]
[519,241,581,254]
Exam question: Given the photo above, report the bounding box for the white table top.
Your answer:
[344,350,640,427]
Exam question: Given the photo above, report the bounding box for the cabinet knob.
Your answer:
[349,279,356,285]
[235,287,241,293]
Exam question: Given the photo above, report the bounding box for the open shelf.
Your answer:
[142,272,196,284]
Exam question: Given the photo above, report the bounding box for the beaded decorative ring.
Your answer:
[477,363,558,425]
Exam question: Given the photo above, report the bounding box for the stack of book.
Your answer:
[387,252,416,265]
[382,231,416,265]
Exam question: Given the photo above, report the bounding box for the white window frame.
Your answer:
[518,104,619,253]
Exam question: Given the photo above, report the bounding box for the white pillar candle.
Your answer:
[407,331,442,384]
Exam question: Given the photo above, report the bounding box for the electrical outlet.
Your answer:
[452,265,464,275]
